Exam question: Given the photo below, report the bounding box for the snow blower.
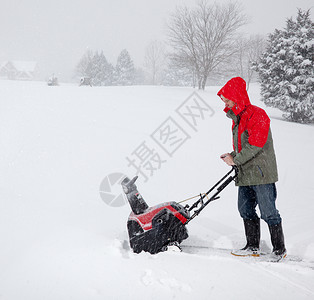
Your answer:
[122,166,238,254]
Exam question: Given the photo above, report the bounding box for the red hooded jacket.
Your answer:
[217,77,270,153]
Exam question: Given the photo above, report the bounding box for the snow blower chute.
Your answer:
[122,166,238,254]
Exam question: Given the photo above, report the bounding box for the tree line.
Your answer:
[75,2,262,89]
[75,1,313,123]
[76,49,136,86]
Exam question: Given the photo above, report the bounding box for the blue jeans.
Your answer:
[238,183,282,226]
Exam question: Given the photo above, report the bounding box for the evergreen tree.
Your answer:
[76,50,94,79]
[76,50,114,86]
[161,55,195,87]
[90,51,102,85]
[93,51,114,86]
[256,9,314,123]
[114,49,135,85]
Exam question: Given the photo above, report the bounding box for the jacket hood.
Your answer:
[217,77,251,115]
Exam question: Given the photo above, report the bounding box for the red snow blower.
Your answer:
[122,166,238,254]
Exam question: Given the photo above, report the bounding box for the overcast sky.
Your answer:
[0,0,312,81]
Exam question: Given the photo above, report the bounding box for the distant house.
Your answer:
[0,61,38,80]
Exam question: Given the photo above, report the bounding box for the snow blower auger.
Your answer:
[122,166,238,254]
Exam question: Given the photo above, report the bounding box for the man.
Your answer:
[217,77,286,260]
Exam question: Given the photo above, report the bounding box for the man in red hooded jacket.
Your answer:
[217,77,286,261]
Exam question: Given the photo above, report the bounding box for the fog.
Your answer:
[0,0,312,81]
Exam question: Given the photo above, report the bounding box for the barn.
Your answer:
[0,61,38,80]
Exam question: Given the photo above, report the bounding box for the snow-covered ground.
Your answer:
[0,80,313,299]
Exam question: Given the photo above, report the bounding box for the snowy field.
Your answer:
[0,80,314,299]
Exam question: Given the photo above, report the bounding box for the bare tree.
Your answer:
[233,35,266,89]
[207,34,266,88]
[144,41,166,85]
[167,1,246,89]
[246,35,266,87]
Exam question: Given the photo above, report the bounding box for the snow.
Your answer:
[301,59,312,66]
[0,80,314,299]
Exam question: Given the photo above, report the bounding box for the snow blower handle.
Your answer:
[217,166,238,191]
[186,166,238,224]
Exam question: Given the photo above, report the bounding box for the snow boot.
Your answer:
[268,222,287,261]
[232,218,260,257]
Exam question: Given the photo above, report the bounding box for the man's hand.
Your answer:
[220,153,235,166]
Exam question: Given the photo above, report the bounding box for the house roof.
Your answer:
[10,61,37,72]
[0,61,38,79]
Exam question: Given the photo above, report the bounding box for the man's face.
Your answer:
[220,95,235,108]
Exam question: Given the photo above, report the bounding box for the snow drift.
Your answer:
[0,80,313,299]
